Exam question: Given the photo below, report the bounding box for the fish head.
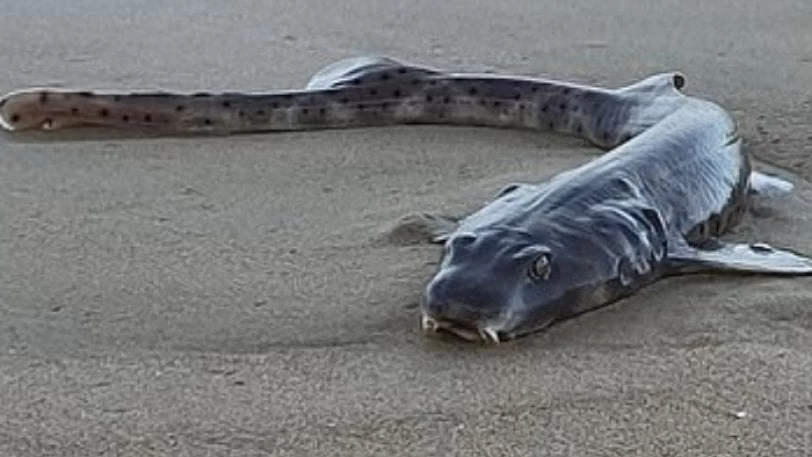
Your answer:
[421,224,624,343]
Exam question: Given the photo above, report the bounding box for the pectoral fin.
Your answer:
[749,171,794,198]
[667,239,812,275]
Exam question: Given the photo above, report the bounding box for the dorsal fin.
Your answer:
[304,56,444,90]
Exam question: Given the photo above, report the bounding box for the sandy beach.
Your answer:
[2,0,812,455]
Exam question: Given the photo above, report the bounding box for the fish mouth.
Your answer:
[420,313,506,344]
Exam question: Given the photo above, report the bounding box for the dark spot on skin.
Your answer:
[71,107,79,114]
[397,68,407,74]
[350,79,362,86]
[369,89,378,96]
[513,93,522,101]
[121,115,130,122]
[203,118,212,125]
[540,104,549,113]
[319,108,326,116]
[493,101,501,107]
[575,124,583,133]
[176,105,185,112]
[393,89,402,98]
[256,109,266,116]
[562,88,572,95]
[271,103,280,109]
[357,103,366,110]
[381,102,389,110]
[602,132,610,141]
[302,108,309,115]
[10,114,20,123]
[100,108,109,117]
[468,87,478,96]
[238,110,245,118]
[39,92,48,103]
[380,73,391,81]
[559,102,567,110]
[479,100,487,106]
[429,81,437,86]
[548,121,555,129]
[411,79,421,85]
[193,92,211,97]
[340,97,349,104]
[531,87,539,93]
[222,101,231,108]
[144,114,152,122]
[426,95,434,103]
[443,96,451,104]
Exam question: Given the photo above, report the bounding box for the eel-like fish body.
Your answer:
[2,56,808,343]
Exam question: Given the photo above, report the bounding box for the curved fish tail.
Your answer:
[0,56,687,150]
[0,88,330,134]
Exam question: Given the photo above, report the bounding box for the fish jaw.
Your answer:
[421,313,507,344]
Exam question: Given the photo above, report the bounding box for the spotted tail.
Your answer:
[0,56,686,150]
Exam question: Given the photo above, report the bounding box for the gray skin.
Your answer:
[0,56,686,148]
[423,98,754,342]
[2,56,811,343]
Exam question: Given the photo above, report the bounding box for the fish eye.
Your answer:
[528,253,552,282]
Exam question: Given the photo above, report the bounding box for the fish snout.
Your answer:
[421,273,510,343]
[423,297,493,326]
[423,274,482,316]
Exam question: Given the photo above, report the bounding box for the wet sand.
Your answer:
[1,1,811,455]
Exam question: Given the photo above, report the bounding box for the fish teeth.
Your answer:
[421,314,439,333]
[479,327,500,344]
[421,313,503,344]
